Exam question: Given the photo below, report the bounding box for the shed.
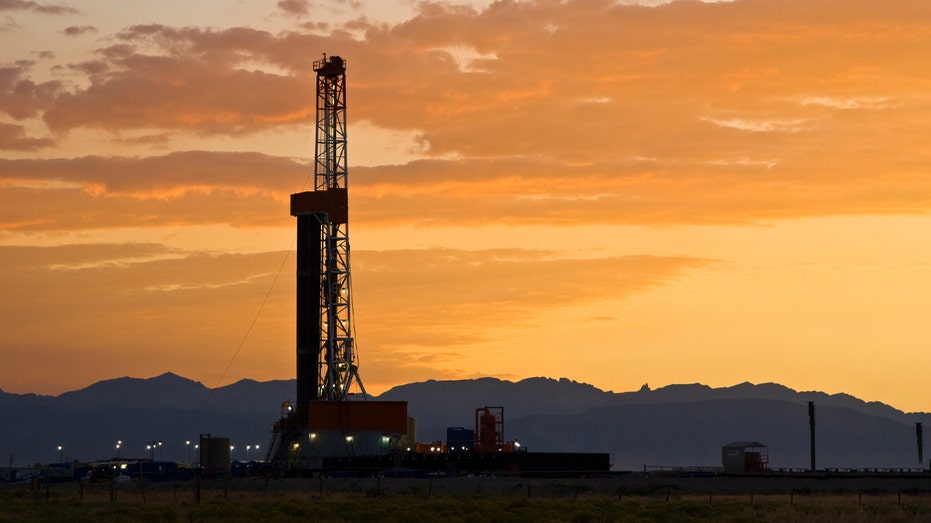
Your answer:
[722,441,769,473]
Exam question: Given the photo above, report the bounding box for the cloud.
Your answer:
[42,25,330,134]
[3,0,931,229]
[8,0,923,169]
[0,63,63,119]
[0,122,54,150]
[0,243,294,392]
[0,151,306,230]
[0,242,708,394]
[0,15,18,32]
[277,0,310,16]
[701,115,813,133]
[62,25,97,37]
[349,248,712,388]
[6,140,931,235]
[0,0,79,15]
[799,96,897,110]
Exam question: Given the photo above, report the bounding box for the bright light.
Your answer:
[293,443,300,449]
[309,433,316,440]
[345,435,354,442]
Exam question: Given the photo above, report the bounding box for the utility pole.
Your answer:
[808,401,816,472]
[917,422,924,467]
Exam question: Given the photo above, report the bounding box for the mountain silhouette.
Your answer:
[1,375,927,470]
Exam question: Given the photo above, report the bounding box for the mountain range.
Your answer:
[1,373,928,471]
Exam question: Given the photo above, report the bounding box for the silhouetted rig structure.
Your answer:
[262,55,611,476]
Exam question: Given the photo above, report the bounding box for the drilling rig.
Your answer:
[266,55,407,472]
[264,54,609,477]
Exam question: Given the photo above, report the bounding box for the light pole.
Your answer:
[57,445,62,464]
[186,440,191,464]
[115,440,122,459]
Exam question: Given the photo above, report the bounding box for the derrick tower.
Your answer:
[268,55,407,472]
[291,54,364,423]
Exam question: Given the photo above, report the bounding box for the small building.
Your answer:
[200,434,231,478]
[722,441,769,473]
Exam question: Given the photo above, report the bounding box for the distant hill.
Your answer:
[1,374,928,470]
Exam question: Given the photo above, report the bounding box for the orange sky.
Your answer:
[2,0,931,412]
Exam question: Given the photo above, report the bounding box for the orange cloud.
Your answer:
[0,243,294,393]
[0,62,63,119]
[0,122,54,150]
[0,243,708,394]
[350,248,713,392]
[0,152,307,230]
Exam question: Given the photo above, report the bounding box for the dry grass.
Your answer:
[2,477,931,522]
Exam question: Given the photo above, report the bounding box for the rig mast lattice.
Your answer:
[292,55,365,427]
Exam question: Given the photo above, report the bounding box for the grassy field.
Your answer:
[3,476,931,522]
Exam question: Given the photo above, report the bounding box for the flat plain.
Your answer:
[3,475,931,522]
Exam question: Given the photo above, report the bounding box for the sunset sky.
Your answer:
[3,0,931,412]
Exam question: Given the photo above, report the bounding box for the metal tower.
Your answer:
[292,54,365,427]
[268,54,406,471]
